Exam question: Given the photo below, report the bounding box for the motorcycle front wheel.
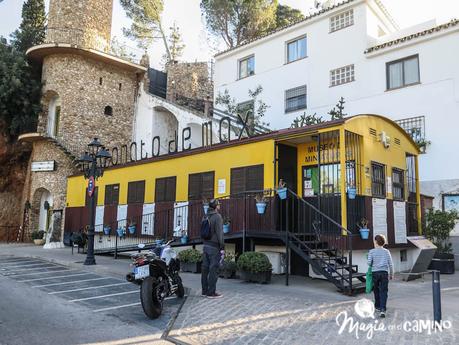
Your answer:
[140,277,163,319]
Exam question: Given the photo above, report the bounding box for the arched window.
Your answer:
[47,96,61,138]
[104,106,113,116]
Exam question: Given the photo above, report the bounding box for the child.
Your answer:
[367,234,394,318]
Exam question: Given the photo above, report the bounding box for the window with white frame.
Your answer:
[386,55,420,90]
[330,9,354,32]
[287,36,307,63]
[238,55,255,79]
[285,85,307,113]
[330,64,355,87]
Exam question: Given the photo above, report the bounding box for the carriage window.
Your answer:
[371,163,386,198]
[392,169,404,201]
[188,172,214,201]
[127,180,145,204]
[155,177,177,202]
[231,165,264,196]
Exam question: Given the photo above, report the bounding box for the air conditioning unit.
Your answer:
[380,131,391,148]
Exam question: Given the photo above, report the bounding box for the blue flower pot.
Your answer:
[277,187,287,200]
[117,228,125,237]
[203,204,209,214]
[347,187,357,199]
[256,202,267,214]
[223,224,230,234]
[128,225,136,235]
[155,239,163,246]
[359,228,370,240]
[103,227,111,235]
[181,236,188,244]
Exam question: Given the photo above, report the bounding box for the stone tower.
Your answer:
[20,0,147,241]
[46,0,113,51]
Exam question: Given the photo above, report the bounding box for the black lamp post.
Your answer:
[79,138,111,265]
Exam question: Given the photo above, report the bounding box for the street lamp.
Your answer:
[78,138,111,265]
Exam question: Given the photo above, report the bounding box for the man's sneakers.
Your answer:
[207,292,223,299]
[379,311,386,318]
[201,291,207,297]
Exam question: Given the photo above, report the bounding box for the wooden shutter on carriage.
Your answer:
[127,180,145,204]
[188,172,214,201]
[231,165,264,195]
[104,185,118,205]
[155,176,177,202]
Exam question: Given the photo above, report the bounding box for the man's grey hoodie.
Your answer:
[203,209,224,250]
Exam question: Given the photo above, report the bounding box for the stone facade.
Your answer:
[46,0,113,52]
[38,53,138,153]
[27,140,78,238]
[166,61,213,112]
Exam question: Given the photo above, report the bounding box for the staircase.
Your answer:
[45,132,84,168]
[281,190,366,295]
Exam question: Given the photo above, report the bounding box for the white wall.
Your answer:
[38,191,53,232]
[214,2,459,184]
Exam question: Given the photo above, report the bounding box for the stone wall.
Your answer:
[27,140,78,237]
[47,0,113,51]
[166,61,213,110]
[38,54,138,153]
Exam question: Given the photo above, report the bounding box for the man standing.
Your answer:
[201,199,224,299]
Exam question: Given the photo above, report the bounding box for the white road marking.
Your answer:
[164,296,178,300]
[1,264,58,272]
[93,302,141,312]
[441,287,459,292]
[6,269,75,277]
[48,282,131,294]
[32,277,110,288]
[0,259,40,264]
[1,262,49,269]
[69,290,138,302]
[19,273,88,282]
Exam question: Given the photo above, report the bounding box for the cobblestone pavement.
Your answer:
[169,276,459,345]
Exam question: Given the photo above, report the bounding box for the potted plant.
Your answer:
[31,230,45,245]
[202,198,209,214]
[178,248,202,273]
[223,217,231,234]
[237,251,272,283]
[103,224,111,235]
[220,252,237,279]
[128,220,136,235]
[117,226,126,238]
[426,209,457,274]
[277,179,287,200]
[255,193,269,214]
[357,218,370,240]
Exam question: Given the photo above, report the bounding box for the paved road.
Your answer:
[0,255,183,345]
[169,274,459,345]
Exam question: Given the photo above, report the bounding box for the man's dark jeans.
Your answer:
[373,271,389,311]
[201,245,220,296]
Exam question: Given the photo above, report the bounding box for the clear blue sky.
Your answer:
[1,0,458,68]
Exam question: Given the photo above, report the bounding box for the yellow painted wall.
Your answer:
[344,115,418,198]
[66,140,275,207]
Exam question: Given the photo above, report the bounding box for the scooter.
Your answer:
[126,240,185,319]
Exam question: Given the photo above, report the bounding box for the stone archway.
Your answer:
[30,187,53,234]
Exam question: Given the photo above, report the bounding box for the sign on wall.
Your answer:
[95,206,104,232]
[393,201,407,243]
[142,203,155,235]
[117,205,128,228]
[31,161,55,172]
[218,179,226,194]
[372,198,387,238]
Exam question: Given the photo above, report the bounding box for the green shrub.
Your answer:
[178,248,202,263]
[31,230,45,240]
[237,251,272,273]
[425,209,458,254]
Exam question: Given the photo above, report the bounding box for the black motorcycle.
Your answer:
[126,241,184,319]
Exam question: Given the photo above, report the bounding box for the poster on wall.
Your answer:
[443,194,459,213]
[142,203,155,235]
[393,201,407,243]
[174,202,189,237]
[117,205,128,228]
[372,198,387,238]
[94,206,104,232]
[218,179,226,194]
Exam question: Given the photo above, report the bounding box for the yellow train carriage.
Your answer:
[65,114,421,292]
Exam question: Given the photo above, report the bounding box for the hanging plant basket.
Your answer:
[103,227,111,236]
[347,187,356,200]
[359,228,370,240]
[128,225,136,235]
[256,202,267,214]
[181,235,189,244]
[277,187,287,200]
[117,228,125,237]
[223,224,230,234]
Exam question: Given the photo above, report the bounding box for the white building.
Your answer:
[214,0,459,242]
